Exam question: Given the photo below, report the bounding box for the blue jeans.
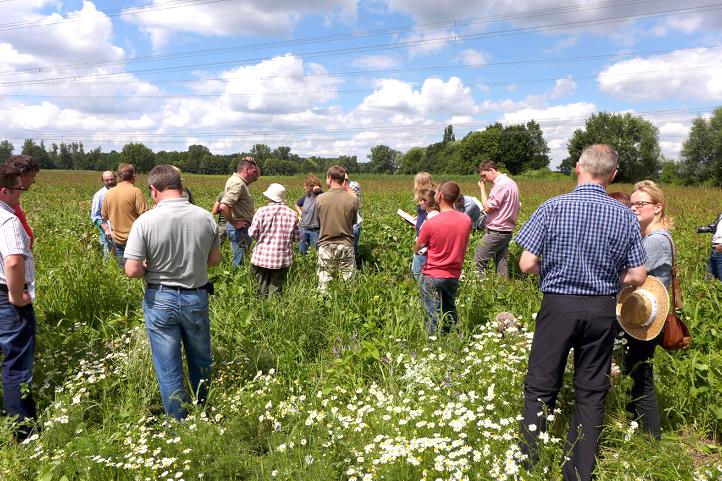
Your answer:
[115,243,126,268]
[226,224,251,267]
[708,249,722,280]
[298,228,319,255]
[96,224,113,259]
[418,274,459,335]
[411,254,427,281]
[0,292,36,426]
[143,287,212,419]
[353,224,361,259]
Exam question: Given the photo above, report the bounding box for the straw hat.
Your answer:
[616,276,669,341]
[263,183,286,203]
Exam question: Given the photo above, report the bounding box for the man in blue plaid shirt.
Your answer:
[515,144,647,481]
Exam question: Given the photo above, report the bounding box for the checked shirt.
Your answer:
[249,203,300,269]
[515,183,646,296]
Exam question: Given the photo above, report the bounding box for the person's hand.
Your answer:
[312,185,321,194]
[478,180,487,189]
[102,225,111,237]
[9,290,31,307]
[716,244,722,253]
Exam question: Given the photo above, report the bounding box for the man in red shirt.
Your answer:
[416,181,472,334]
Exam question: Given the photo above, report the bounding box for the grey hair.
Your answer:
[577,144,618,179]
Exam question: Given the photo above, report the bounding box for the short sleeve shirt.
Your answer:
[125,198,220,288]
[221,173,254,224]
[418,209,472,279]
[0,201,34,289]
[515,183,646,295]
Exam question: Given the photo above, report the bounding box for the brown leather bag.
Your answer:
[661,235,691,350]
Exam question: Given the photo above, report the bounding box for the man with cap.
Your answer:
[514,144,647,481]
[316,165,359,290]
[90,170,117,258]
[124,165,221,419]
[219,156,259,267]
[248,183,300,295]
[0,163,37,439]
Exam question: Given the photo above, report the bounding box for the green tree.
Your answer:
[526,120,551,170]
[457,126,502,174]
[0,140,14,163]
[366,145,399,174]
[21,139,51,169]
[263,158,299,176]
[567,112,661,183]
[121,143,155,173]
[397,147,426,174]
[679,111,721,185]
[443,125,455,143]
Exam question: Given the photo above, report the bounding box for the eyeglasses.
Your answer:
[4,186,27,192]
[629,201,656,209]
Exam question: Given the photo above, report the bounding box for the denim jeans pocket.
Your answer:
[0,311,22,330]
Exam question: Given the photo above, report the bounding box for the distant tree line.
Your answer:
[3,108,722,185]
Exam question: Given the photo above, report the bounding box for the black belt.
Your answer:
[0,283,28,292]
[146,283,208,292]
[487,228,513,234]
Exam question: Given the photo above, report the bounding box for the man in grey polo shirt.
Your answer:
[124,165,221,419]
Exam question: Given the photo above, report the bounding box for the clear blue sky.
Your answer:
[0,0,719,167]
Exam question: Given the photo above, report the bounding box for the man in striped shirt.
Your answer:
[515,144,647,481]
[0,163,37,439]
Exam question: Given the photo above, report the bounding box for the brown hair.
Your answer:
[303,175,322,193]
[0,163,21,189]
[117,163,136,182]
[326,164,347,183]
[437,181,460,205]
[418,188,438,211]
[608,191,630,205]
[631,180,675,230]
[7,154,39,175]
[477,160,497,172]
[148,165,182,192]
[236,156,257,172]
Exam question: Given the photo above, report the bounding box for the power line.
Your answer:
[0,0,663,76]
[0,1,719,86]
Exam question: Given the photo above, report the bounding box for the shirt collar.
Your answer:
[494,173,508,183]
[0,200,15,214]
[156,197,189,207]
[574,183,607,194]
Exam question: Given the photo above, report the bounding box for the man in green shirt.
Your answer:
[219,157,259,267]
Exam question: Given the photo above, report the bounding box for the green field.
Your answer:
[0,171,720,480]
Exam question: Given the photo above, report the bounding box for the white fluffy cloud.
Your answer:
[548,77,576,99]
[598,48,722,101]
[456,48,489,66]
[358,76,477,116]
[123,0,357,49]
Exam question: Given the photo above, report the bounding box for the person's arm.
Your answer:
[136,190,148,215]
[294,205,303,218]
[620,265,647,287]
[101,196,109,222]
[478,180,490,212]
[519,250,541,275]
[416,223,429,253]
[5,254,30,306]
[211,201,221,216]
[207,247,222,267]
[124,259,146,278]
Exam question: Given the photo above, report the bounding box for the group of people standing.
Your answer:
[0,144,695,481]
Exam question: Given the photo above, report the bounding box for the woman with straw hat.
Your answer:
[618,180,675,440]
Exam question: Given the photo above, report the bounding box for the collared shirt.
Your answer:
[13,204,34,249]
[485,174,521,232]
[248,202,300,269]
[91,186,111,228]
[125,198,219,289]
[101,182,148,245]
[515,183,646,295]
[0,200,35,296]
[221,173,254,224]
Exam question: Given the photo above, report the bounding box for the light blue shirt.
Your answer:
[90,186,110,228]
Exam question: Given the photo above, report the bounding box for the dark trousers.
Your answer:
[252,265,289,296]
[0,292,37,432]
[520,294,616,481]
[622,333,661,439]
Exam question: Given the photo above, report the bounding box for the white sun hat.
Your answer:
[263,183,286,203]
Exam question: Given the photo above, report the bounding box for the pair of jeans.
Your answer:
[352,224,361,260]
[96,224,114,259]
[0,292,36,427]
[114,243,126,268]
[707,249,722,280]
[143,287,212,419]
[622,333,661,439]
[520,294,616,481]
[298,228,319,255]
[418,274,459,334]
[411,254,427,281]
[226,224,251,267]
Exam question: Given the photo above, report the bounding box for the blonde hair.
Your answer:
[632,180,674,230]
[414,172,435,202]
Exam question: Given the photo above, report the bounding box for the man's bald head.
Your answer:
[102,170,117,188]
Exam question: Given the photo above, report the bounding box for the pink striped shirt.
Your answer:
[249,203,300,269]
[485,174,520,232]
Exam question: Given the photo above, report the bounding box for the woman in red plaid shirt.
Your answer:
[248,183,300,295]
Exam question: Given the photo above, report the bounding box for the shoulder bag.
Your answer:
[661,234,692,350]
